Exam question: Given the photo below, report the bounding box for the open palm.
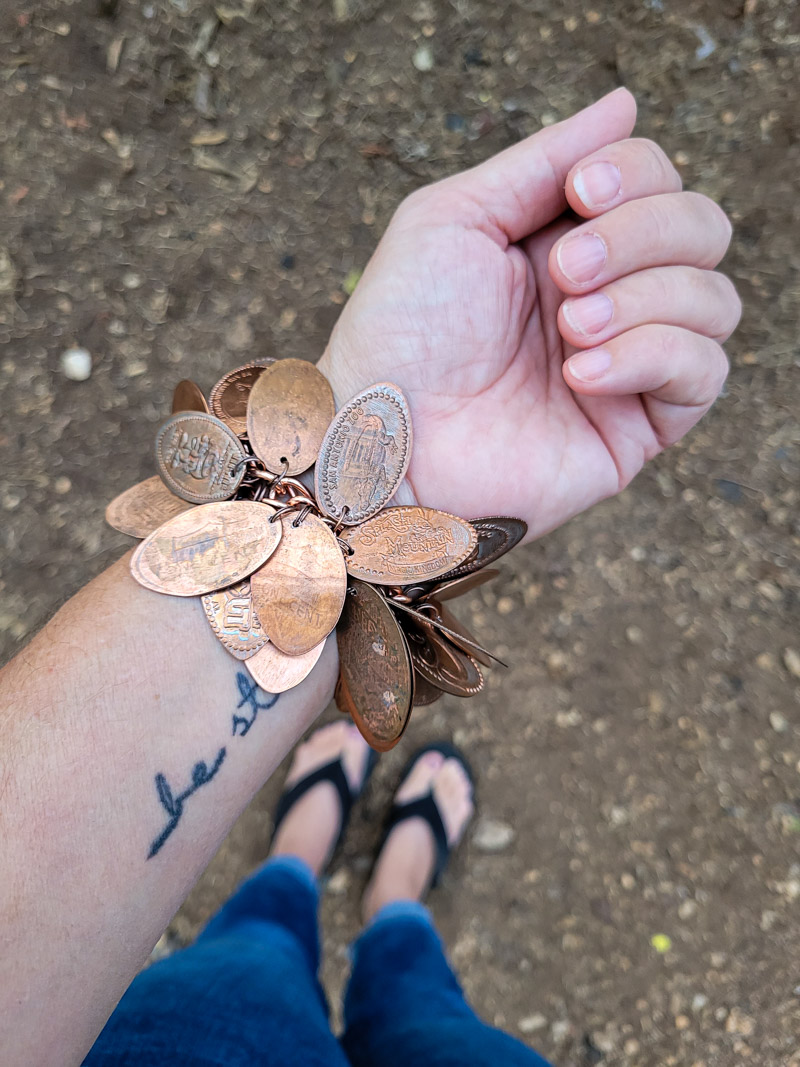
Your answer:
[318,90,739,541]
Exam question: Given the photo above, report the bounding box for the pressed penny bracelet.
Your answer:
[106,359,526,751]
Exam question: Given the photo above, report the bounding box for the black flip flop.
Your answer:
[272,741,379,859]
[377,741,476,893]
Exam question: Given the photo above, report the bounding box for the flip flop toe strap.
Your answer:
[383,793,451,889]
[272,758,354,851]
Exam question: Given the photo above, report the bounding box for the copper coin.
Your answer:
[315,383,412,525]
[437,517,528,581]
[249,514,346,656]
[434,603,494,669]
[246,637,326,693]
[425,568,500,603]
[155,412,246,504]
[336,579,414,752]
[412,670,444,707]
[105,476,194,539]
[130,500,281,597]
[209,360,275,436]
[172,379,210,414]
[334,670,358,716]
[201,579,269,660]
[340,506,477,586]
[405,618,483,697]
[246,358,336,476]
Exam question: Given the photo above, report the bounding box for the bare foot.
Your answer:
[271,721,372,878]
[362,750,475,923]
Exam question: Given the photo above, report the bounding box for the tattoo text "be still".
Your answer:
[147,672,279,858]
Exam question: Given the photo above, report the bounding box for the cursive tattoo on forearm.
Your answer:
[147,672,280,859]
[232,671,279,737]
[147,748,227,858]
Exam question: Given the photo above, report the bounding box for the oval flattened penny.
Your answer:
[246,358,335,476]
[155,412,246,504]
[435,603,494,669]
[130,500,281,597]
[201,579,269,660]
[437,517,528,582]
[340,506,477,586]
[412,671,444,707]
[337,579,414,752]
[315,383,412,525]
[209,360,275,436]
[249,514,346,656]
[172,379,210,414]
[425,568,500,603]
[246,637,326,694]
[105,476,194,538]
[405,619,483,697]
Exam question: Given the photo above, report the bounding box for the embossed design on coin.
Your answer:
[341,506,476,585]
[315,383,412,526]
[201,579,269,659]
[130,501,281,597]
[437,517,527,582]
[246,638,326,694]
[246,358,335,476]
[105,476,194,539]
[155,412,246,504]
[209,360,274,436]
[172,379,210,414]
[336,579,414,752]
[250,514,346,656]
[405,618,483,697]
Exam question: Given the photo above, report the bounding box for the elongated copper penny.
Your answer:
[201,579,269,659]
[315,383,412,525]
[435,603,493,669]
[437,517,527,581]
[246,637,326,693]
[334,670,358,716]
[405,619,483,697]
[155,412,246,504]
[336,580,414,752]
[130,500,281,597]
[424,568,500,603]
[412,671,444,707]
[249,514,346,656]
[209,360,275,436]
[172,379,210,414]
[246,358,335,476]
[105,476,194,538]
[340,506,477,585]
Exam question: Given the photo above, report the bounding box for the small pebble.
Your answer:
[473,817,515,853]
[53,476,71,495]
[783,648,800,678]
[518,1013,547,1034]
[60,347,92,381]
[412,45,434,71]
[769,711,789,734]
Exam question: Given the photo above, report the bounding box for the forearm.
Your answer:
[0,553,337,1066]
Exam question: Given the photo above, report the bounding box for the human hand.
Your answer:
[318,89,740,541]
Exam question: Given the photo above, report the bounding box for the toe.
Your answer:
[395,750,445,804]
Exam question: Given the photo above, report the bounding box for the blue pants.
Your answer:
[86,857,551,1066]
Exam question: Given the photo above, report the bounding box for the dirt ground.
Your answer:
[2,0,799,1063]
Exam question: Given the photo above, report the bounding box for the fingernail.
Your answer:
[557,233,607,284]
[567,348,613,382]
[573,162,621,208]
[562,292,613,335]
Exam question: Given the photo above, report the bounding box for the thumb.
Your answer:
[430,88,637,245]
